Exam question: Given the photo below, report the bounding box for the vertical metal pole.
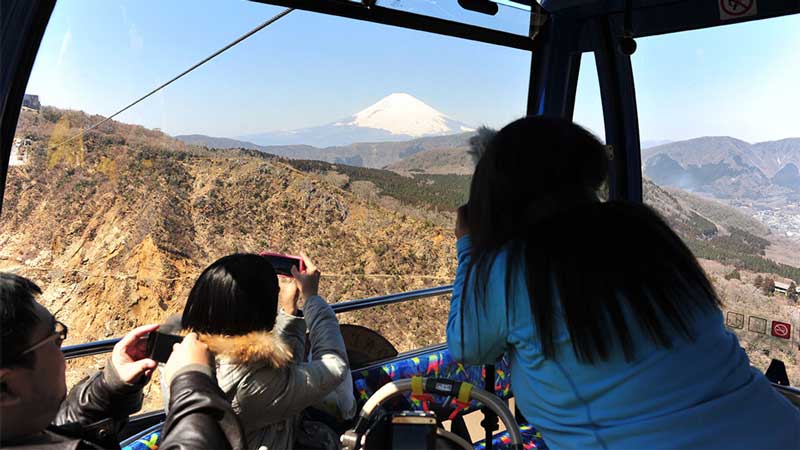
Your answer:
[0,0,57,215]
[594,17,642,203]
[481,364,498,450]
[526,16,582,119]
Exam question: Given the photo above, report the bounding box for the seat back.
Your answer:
[121,345,514,449]
[352,345,512,414]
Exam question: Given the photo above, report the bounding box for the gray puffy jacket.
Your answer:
[165,295,349,450]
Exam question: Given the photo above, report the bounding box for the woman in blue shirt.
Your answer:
[447,117,799,449]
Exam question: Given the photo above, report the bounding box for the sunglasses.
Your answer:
[18,320,69,357]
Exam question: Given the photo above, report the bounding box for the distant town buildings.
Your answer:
[22,94,40,111]
[10,137,31,166]
[770,280,799,298]
[774,281,792,294]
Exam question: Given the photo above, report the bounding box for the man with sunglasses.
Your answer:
[0,272,244,449]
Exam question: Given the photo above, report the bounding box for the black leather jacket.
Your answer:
[4,364,244,450]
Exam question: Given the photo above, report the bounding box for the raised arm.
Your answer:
[275,274,309,362]
[53,324,158,433]
[235,254,348,422]
[447,235,510,364]
[274,294,348,416]
[160,333,245,450]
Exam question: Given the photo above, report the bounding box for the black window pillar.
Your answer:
[594,16,642,203]
[0,0,56,214]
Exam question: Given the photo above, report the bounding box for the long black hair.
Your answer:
[182,253,279,335]
[465,117,721,363]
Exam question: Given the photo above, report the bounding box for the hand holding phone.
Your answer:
[291,252,320,300]
[163,333,212,384]
[278,276,299,315]
[111,324,159,384]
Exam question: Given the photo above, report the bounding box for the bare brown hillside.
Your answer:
[2,108,457,399]
[645,179,800,383]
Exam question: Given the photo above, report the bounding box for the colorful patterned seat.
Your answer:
[121,429,160,450]
[351,347,548,450]
[121,346,548,450]
[351,346,513,415]
[473,423,549,450]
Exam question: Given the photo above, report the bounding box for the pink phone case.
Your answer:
[259,251,306,274]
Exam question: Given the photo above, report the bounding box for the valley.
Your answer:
[4,103,800,407]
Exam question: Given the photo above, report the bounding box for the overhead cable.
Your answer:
[50,7,294,149]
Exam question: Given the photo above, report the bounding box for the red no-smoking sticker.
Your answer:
[771,321,791,339]
[719,0,757,20]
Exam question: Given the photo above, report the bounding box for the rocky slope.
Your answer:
[3,108,458,394]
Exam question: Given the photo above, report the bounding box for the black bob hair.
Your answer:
[182,254,280,335]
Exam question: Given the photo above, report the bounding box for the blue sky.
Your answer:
[25,0,800,143]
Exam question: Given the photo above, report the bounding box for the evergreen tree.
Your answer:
[724,269,741,281]
[789,282,798,301]
[762,278,775,296]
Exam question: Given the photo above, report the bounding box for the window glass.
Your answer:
[573,52,606,143]
[634,15,800,384]
[3,0,528,411]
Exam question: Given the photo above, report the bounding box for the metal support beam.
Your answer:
[63,284,454,360]
[249,0,534,51]
[554,0,800,47]
[594,17,641,202]
[527,16,581,118]
[0,0,56,214]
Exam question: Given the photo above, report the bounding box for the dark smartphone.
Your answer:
[146,332,183,364]
[260,252,305,277]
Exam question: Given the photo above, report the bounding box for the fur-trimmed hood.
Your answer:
[160,314,293,368]
[200,330,292,367]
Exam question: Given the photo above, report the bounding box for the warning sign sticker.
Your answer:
[748,316,767,334]
[726,311,744,329]
[771,321,792,339]
[719,0,757,20]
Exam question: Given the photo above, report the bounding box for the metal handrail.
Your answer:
[62,284,453,360]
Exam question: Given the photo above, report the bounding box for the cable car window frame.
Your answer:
[249,0,537,50]
[3,0,800,381]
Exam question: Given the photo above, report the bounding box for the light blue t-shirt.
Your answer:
[447,235,799,450]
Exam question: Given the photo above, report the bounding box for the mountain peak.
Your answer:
[345,93,471,137]
[241,93,473,147]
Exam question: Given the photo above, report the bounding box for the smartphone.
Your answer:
[260,251,305,277]
[146,332,184,364]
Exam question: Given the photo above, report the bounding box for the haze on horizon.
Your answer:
[22,0,800,144]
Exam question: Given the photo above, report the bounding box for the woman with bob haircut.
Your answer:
[448,116,799,449]
[176,252,350,450]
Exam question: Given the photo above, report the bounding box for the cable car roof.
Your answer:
[249,0,800,50]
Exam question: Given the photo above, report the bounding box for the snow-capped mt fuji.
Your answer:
[343,93,473,137]
[241,93,473,147]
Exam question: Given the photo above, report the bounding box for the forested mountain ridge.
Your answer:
[177,132,473,169]
[643,136,800,200]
